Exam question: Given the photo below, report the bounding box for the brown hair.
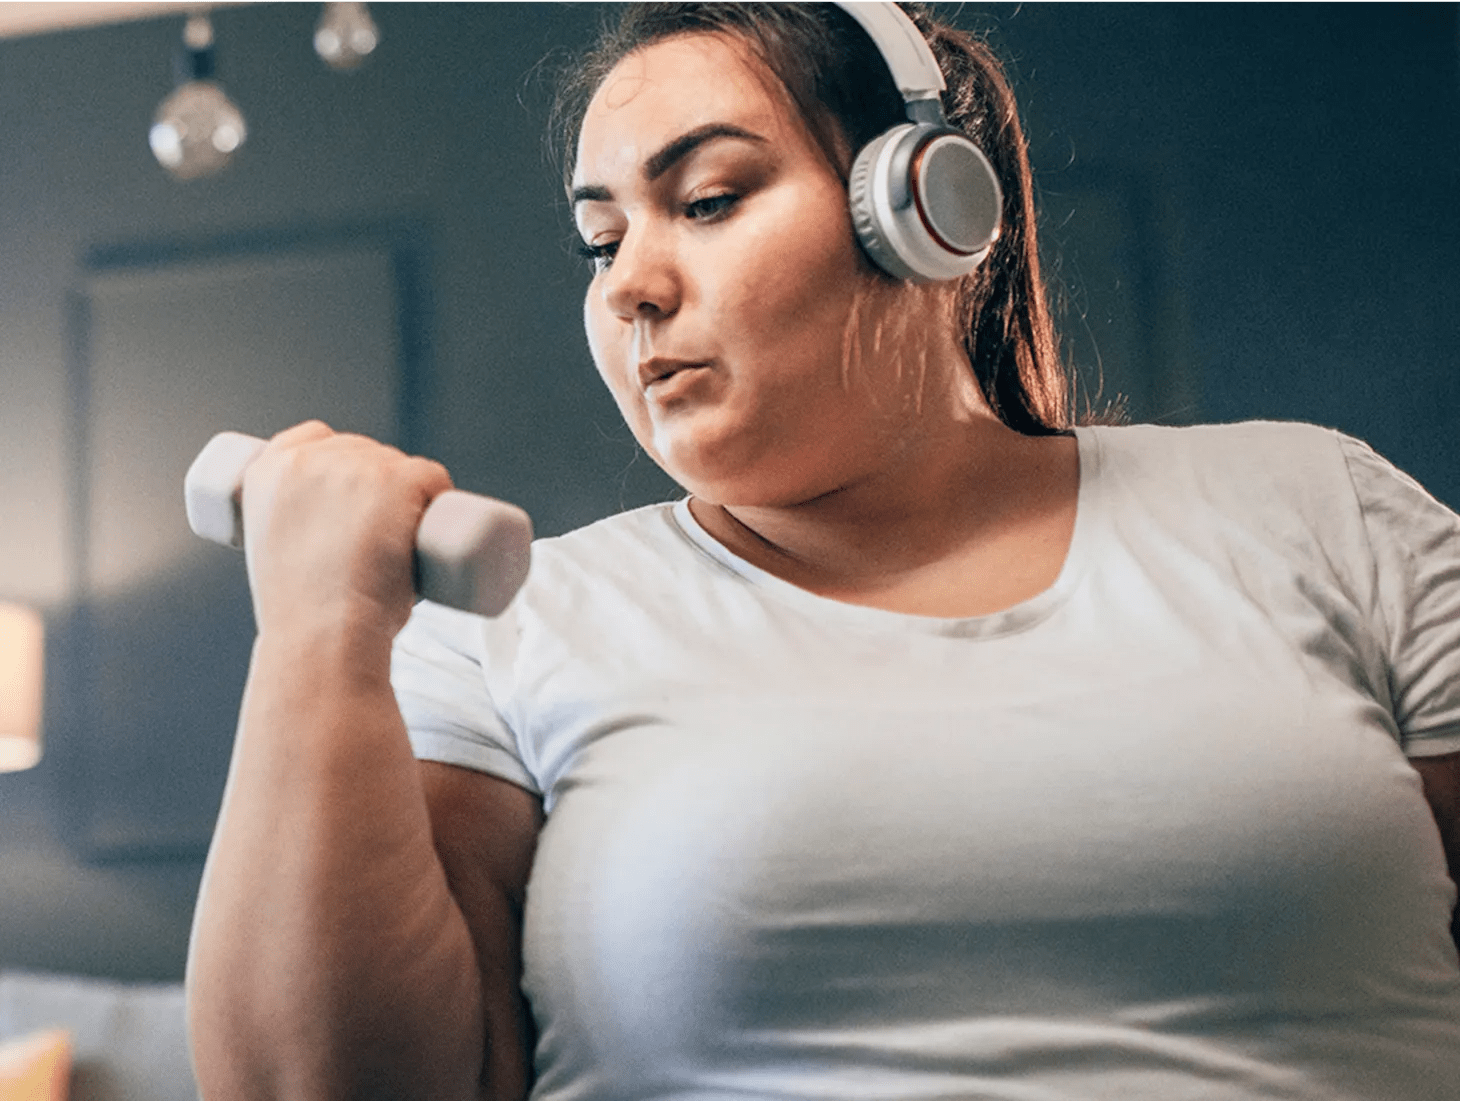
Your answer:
[554,2,1070,435]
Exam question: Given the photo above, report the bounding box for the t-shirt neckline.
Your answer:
[668,426,1105,639]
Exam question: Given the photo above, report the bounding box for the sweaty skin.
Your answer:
[573,32,1079,618]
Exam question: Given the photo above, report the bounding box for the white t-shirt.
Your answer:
[392,421,1460,1101]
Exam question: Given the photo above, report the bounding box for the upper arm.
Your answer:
[421,760,544,1101]
[1412,749,1460,950]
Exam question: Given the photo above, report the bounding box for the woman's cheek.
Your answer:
[745,220,861,345]
[585,302,649,440]
[585,298,625,391]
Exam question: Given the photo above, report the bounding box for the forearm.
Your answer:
[187,625,485,1101]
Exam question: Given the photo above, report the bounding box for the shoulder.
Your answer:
[395,502,704,749]
[1085,419,1347,483]
[536,500,685,555]
[400,503,692,651]
[526,501,694,593]
[500,499,735,640]
[1083,419,1359,524]
[1079,420,1387,589]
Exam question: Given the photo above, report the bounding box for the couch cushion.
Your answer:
[0,1027,72,1101]
[0,973,195,1101]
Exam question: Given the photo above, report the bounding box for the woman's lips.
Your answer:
[639,358,710,395]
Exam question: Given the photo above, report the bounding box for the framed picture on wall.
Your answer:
[61,222,430,859]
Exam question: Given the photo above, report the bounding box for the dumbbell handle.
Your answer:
[184,431,532,617]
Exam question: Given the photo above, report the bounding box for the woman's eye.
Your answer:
[684,193,738,221]
[576,240,618,274]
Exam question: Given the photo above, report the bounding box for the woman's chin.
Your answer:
[646,412,839,508]
[668,464,822,512]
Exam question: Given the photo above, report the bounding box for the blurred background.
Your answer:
[0,2,1455,981]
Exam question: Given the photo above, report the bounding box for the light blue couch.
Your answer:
[0,971,197,1101]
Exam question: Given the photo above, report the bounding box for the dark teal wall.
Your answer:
[0,3,1455,981]
[1003,2,1460,503]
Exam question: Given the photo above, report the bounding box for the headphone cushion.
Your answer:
[847,125,917,281]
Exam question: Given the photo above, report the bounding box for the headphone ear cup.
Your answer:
[848,125,919,281]
[848,122,1002,283]
[915,133,1002,263]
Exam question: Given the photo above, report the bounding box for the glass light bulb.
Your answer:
[315,2,379,70]
[149,80,247,181]
[182,12,213,50]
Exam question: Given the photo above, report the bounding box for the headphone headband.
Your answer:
[832,2,945,113]
[835,1,1003,281]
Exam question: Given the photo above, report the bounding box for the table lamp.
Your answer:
[0,603,43,772]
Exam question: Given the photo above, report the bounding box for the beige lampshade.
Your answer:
[0,603,44,772]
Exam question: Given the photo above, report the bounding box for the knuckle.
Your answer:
[272,419,334,444]
[413,456,453,488]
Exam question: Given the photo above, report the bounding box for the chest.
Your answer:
[520,570,1437,980]
[508,533,1460,1093]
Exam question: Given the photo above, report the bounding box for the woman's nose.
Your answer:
[599,226,681,321]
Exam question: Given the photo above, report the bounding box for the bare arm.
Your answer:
[421,762,543,1099]
[185,422,539,1101]
[1413,749,1460,954]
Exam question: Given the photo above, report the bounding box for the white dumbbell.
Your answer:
[184,431,532,617]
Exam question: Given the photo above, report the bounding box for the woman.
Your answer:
[186,5,1460,1100]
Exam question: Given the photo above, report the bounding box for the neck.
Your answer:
[690,411,1075,603]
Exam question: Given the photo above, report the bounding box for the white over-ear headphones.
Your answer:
[834,2,1002,282]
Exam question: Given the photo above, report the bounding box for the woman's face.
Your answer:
[573,33,947,508]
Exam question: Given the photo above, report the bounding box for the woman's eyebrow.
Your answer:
[571,123,767,207]
[644,122,766,181]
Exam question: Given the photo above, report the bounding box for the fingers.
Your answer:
[261,423,452,498]
[240,421,455,641]
[250,424,452,515]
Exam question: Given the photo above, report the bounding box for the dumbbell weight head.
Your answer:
[414,490,532,618]
[185,431,266,549]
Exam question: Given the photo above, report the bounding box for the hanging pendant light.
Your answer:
[149,12,247,181]
[314,2,379,71]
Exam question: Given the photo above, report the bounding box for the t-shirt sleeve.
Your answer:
[1338,434,1460,756]
[390,598,540,793]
